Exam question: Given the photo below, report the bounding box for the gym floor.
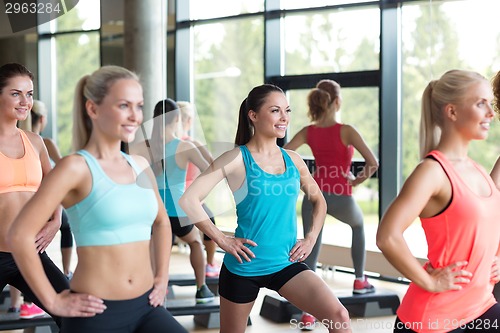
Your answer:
[165,244,408,333]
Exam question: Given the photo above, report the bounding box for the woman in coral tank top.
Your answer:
[377,69,500,333]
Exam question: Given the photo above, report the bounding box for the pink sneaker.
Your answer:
[20,303,45,319]
[205,263,221,278]
[353,276,375,294]
[299,312,316,331]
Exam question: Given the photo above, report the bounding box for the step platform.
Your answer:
[0,313,57,333]
[260,289,400,323]
[165,297,252,329]
[166,297,222,329]
[167,273,219,299]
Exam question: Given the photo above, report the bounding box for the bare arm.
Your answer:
[178,140,210,172]
[26,132,62,253]
[490,156,500,190]
[342,125,379,186]
[8,155,106,317]
[286,150,326,262]
[190,138,214,163]
[179,148,257,263]
[132,155,173,306]
[284,127,308,151]
[43,137,62,164]
[376,159,472,292]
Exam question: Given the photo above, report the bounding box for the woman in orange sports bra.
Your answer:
[0,63,69,326]
[377,69,500,333]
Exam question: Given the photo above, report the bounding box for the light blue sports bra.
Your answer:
[65,150,158,247]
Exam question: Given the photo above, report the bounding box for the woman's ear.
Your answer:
[86,99,98,119]
[444,103,457,121]
[248,110,257,122]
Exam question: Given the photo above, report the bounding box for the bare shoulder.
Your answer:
[284,149,305,165]
[56,153,88,174]
[405,157,448,189]
[23,130,44,149]
[128,153,150,170]
[178,139,197,152]
[211,146,242,171]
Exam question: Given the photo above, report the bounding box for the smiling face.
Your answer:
[451,80,494,141]
[0,75,33,122]
[88,78,144,143]
[249,91,291,139]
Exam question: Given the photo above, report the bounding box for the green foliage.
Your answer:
[52,6,100,156]
[193,18,264,151]
[55,33,100,155]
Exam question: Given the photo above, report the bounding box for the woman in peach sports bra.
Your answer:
[377,69,500,333]
[0,63,69,326]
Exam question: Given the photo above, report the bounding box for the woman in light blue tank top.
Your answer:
[180,84,352,333]
[9,66,186,333]
[150,98,215,304]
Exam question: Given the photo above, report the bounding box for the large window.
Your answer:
[54,32,100,155]
[191,16,264,224]
[283,5,380,75]
[189,0,264,20]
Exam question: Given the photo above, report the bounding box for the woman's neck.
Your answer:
[0,120,19,136]
[246,135,280,153]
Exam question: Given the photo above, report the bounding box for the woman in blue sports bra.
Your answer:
[9,66,187,333]
[180,84,352,333]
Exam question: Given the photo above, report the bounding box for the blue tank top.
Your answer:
[224,145,301,276]
[155,138,186,217]
[66,150,158,247]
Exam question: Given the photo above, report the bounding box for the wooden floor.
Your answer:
[1,239,409,333]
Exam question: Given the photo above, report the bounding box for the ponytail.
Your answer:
[307,88,331,122]
[234,98,252,145]
[419,81,440,159]
[72,75,92,151]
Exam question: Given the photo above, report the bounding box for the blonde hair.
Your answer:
[177,101,194,124]
[492,71,500,114]
[307,88,331,122]
[72,66,139,151]
[419,69,487,159]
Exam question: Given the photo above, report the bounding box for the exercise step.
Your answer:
[260,289,400,323]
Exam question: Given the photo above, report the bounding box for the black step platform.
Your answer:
[167,273,219,298]
[0,313,57,332]
[260,289,400,323]
[166,297,221,328]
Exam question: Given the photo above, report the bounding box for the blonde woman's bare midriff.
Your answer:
[0,191,36,251]
[70,240,155,300]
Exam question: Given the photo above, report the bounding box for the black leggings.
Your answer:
[394,303,500,332]
[60,210,73,248]
[0,251,69,327]
[61,288,187,333]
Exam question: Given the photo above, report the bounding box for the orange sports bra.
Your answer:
[0,129,42,194]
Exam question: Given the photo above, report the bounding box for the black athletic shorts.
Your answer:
[219,262,310,303]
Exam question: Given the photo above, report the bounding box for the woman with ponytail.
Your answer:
[9,65,187,332]
[180,84,351,333]
[285,80,379,302]
[377,69,500,332]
